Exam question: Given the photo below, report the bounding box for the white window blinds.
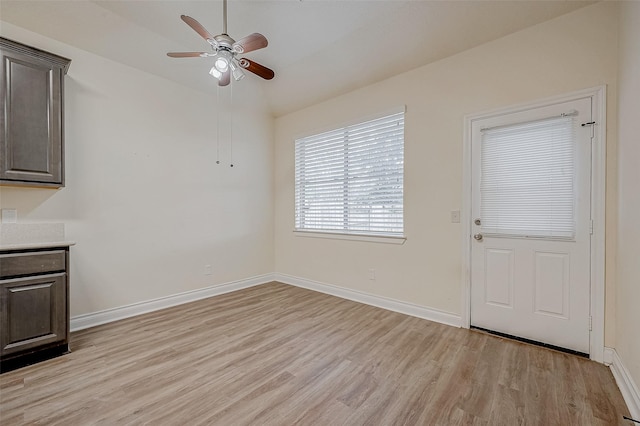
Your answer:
[295,110,404,237]
[480,116,576,239]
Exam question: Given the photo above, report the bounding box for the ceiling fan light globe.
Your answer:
[209,67,222,79]
[230,61,245,81]
[232,67,245,81]
[214,57,229,72]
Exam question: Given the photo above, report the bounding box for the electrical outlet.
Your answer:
[1,209,17,223]
[368,269,376,281]
[204,265,212,275]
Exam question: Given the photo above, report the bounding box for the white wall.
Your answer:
[275,3,619,337]
[0,23,274,316]
[616,0,640,398]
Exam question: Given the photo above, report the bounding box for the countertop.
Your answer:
[0,240,76,251]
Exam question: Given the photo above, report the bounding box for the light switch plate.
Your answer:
[1,209,18,223]
[450,210,460,223]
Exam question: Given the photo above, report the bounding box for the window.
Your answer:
[295,109,405,237]
[480,115,576,239]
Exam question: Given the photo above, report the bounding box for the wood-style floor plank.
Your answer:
[0,282,630,425]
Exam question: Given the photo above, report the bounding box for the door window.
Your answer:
[480,116,576,239]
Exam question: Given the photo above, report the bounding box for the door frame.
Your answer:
[461,86,607,362]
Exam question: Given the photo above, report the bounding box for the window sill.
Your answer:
[293,230,406,245]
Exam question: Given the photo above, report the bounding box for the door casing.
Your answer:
[461,86,607,362]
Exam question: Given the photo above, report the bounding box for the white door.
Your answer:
[470,97,592,354]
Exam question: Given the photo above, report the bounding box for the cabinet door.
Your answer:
[0,48,63,185]
[0,273,67,357]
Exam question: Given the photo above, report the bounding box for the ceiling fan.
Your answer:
[167,0,275,86]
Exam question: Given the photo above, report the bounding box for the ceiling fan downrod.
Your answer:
[222,0,228,35]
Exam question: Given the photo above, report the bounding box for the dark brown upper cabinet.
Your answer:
[0,37,71,188]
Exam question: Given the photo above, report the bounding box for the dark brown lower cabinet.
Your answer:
[0,247,70,372]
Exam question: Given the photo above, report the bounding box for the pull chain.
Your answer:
[230,80,234,167]
[214,76,234,167]
[215,85,220,165]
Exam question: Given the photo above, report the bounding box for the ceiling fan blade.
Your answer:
[238,58,274,80]
[167,52,207,58]
[232,33,268,54]
[219,70,231,86]
[181,15,216,45]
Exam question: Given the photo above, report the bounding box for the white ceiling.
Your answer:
[0,0,594,117]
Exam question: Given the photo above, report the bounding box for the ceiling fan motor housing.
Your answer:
[214,34,235,50]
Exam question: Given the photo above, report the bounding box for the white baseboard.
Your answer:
[274,273,462,328]
[605,347,640,420]
[70,273,275,331]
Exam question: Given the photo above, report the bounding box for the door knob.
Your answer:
[474,233,483,241]
[474,218,481,226]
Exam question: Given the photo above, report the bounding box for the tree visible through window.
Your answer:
[295,110,405,237]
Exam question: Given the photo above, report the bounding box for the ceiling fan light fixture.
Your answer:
[209,66,222,79]
[214,57,228,72]
[230,61,245,81]
[214,50,232,72]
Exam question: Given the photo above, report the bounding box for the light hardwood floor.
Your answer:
[0,282,630,425]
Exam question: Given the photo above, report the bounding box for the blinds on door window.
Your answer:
[480,116,576,239]
[295,110,404,237]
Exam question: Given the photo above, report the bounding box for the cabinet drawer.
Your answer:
[0,251,66,278]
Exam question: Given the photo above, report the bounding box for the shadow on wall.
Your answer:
[0,187,58,216]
